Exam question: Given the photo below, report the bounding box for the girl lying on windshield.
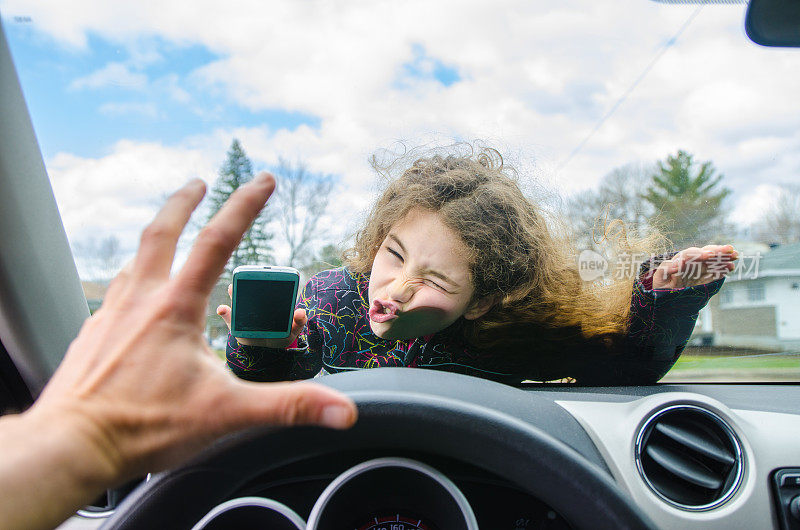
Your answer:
[217,147,737,385]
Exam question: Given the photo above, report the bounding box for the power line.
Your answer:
[556,6,704,172]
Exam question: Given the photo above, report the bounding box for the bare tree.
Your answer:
[753,184,800,245]
[71,235,123,281]
[564,162,654,250]
[272,158,335,267]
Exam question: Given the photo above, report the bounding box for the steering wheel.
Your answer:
[100,369,655,529]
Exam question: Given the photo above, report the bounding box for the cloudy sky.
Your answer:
[2,0,799,278]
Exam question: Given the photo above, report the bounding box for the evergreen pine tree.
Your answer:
[642,150,732,249]
[206,139,274,280]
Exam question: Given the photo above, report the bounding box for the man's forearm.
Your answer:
[0,408,113,530]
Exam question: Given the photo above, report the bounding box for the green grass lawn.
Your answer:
[215,346,800,383]
[663,353,800,382]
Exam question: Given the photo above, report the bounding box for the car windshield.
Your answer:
[3,0,799,383]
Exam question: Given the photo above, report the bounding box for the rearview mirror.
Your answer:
[745,0,800,47]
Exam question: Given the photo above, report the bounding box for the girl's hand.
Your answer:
[652,244,738,289]
[216,284,307,349]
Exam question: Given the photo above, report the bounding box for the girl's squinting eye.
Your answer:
[384,245,448,292]
[427,279,448,292]
[387,247,404,262]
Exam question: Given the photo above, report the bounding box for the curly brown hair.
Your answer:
[344,146,668,355]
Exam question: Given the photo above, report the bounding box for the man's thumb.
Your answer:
[231,381,358,430]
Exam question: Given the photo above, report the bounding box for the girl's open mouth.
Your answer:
[369,299,399,323]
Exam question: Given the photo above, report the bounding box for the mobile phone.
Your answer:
[230,265,300,339]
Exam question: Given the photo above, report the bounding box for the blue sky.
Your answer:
[1,1,798,279]
[2,9,482,275]
[5,22,321,160]
[397,43,461,88]
[5,21,462,162]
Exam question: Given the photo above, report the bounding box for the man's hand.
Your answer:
[652,244,738,289]
[30,172,357,487]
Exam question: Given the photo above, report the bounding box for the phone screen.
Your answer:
[234,279,296,332]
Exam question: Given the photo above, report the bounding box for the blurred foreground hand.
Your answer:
[0,172,357,530]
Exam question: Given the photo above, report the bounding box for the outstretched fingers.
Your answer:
[133,179,207,283]
[667,245,738,286]
[175,173,276,313]
[102,259,136,305]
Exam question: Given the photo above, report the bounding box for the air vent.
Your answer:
[635,405,744,511]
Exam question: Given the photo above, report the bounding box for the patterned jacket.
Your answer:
[226,255,723,385]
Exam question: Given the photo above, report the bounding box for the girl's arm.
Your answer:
[573,252,725,385]
[223,277,323,381]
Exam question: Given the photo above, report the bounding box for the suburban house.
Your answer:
[81,280,109,314]
[691,242,800,351]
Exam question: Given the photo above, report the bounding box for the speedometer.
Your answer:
[307,458,476,530]
[356,515,436,530]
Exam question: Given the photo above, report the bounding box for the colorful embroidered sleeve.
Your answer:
[225,276,322,382]
[572,252,724,385]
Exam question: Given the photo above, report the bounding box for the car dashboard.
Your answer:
[200,451,571,529]
[54,370,800,530]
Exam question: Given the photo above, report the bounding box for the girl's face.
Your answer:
[367,208,494,340]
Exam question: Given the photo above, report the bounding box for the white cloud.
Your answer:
[45,131,374,275]
[731,183,783,226]
[6,0,800,252]
[47,141,218,264]
[99,101,160,118]
[70,62,148,90]
[155,74,191,104]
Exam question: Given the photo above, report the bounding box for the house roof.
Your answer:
[755,242,800,273]
[726,242,800,282]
